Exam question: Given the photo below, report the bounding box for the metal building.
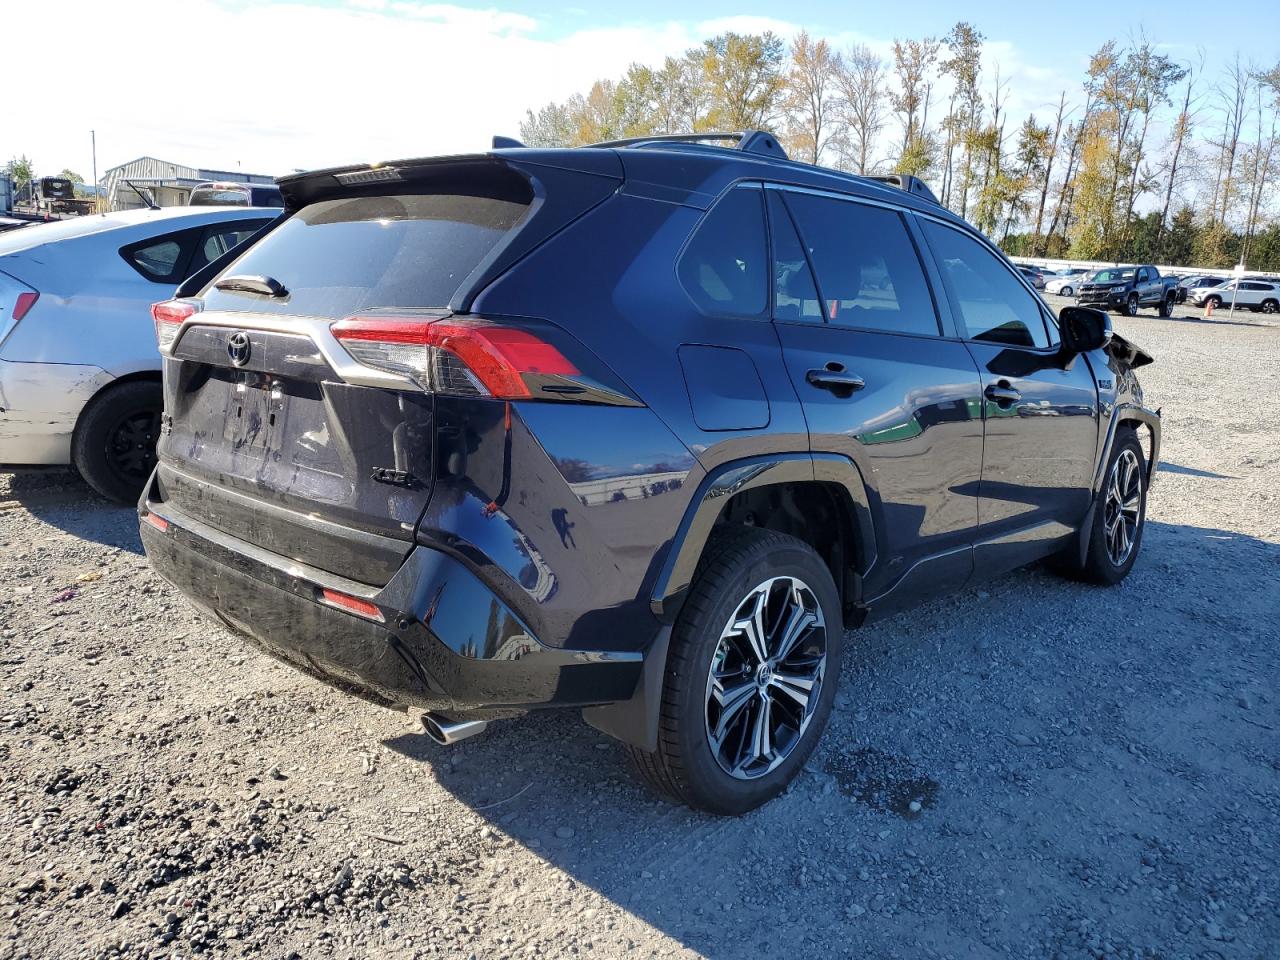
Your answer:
[101,157,276,211]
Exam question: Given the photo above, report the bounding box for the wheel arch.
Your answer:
[649,453,876,629]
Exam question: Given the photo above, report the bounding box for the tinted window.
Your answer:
[921,220,1050,348]
[766,191,821,322]
[783,192,939,336]
[201,191,530,318]
[130,239,183,279]
[250,187,284,208]
[189,220,269,273]
[190,188,249,207]
[678,187,767,318]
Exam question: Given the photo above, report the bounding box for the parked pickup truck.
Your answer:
[1077,265,1178,317]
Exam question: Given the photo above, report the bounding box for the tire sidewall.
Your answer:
[670,534,842,815]
[1126,294,1139,317]
[1089,433,1147,583]
[71,380,163,504]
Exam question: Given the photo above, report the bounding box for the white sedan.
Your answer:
[0,206,277,501]
[1044,269,1089,297]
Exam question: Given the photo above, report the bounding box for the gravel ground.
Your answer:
[2,303,1278,960]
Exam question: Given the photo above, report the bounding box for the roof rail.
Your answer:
[867,174,940,205]
[586,130,789,161]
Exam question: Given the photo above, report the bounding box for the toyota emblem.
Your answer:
[227,332,251,367]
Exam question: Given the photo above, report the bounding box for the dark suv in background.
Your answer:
[140,131,1160,815]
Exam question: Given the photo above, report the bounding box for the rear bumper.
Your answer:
[0,359,113,465]
[139,492,643,716]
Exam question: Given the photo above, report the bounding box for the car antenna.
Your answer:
[124,179,159,211]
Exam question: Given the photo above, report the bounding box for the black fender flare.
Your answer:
[1076,403,1162,565]
[585,452,877,751]
[648,452,877,622]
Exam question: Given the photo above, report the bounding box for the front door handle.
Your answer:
[806,366,865,394]
[984,382,1022,406]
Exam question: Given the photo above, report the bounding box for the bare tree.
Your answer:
[833,44,887,174]
[1154,60,1201,258]
[1031,92,1071,252]
[1240,63,1280,265]
[1210,54,1251,223]
[889,37,941,171]
[784,31,840,164]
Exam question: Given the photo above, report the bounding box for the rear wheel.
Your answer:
[1158,292,1174,318]
[1061,285,1074,297]
[628,527,842,815]
[71,380,162,504]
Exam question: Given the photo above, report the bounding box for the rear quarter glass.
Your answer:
[200,192,531,318]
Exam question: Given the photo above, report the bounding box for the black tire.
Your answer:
[1261,299,1278,314]
[71,380,163,504]
[1205,295,1222,311]
[627,527,843,815]
[1158,292,1174,318]
[1124,293,1140,317]
[1059,431,1147,586]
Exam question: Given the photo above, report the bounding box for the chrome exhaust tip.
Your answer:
[421,713,488,746]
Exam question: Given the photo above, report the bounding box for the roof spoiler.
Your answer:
[585,130,788,160]
[868,174,940,205]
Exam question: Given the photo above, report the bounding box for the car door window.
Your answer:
[677,186,768,319]
[782,191,940,336]
[920,219,1050,348]
[766,191,822,322]
[188,219,268,275]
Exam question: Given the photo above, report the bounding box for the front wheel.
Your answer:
[1059,431,1147,586]
[1261,299,1278,314]
[71,380,163,504]
[628,527,842,815]
[1124,293,1140,317]
[1205,295,1223,311]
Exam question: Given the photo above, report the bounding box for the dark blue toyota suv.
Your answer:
[140,131,1160,815]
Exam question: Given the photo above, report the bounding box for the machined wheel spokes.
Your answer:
[705,576,826,780]
[1103,448,1143,566]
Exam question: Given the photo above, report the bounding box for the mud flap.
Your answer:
[582,625,671,752]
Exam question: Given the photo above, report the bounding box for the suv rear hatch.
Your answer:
[151,153,622,586]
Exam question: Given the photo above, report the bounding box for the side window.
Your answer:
[119,228,199,283]
[766,191,822,322]
[920,220,1050,348]
[187,219,268,275]
[782,192,940,336]
[130,240,182,279]
[677,187,767,318]
[1136,267,1149,282]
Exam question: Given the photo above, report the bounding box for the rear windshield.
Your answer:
[201,192,530,316]
[191,189,250,207]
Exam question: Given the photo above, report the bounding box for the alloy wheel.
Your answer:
[704,576,827,780]
[1126,295,1139,316]
[1263,301,1278,314]
[1103,448,1142,567]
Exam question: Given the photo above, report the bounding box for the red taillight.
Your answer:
[331,315,577,399]
[142,512,169,532]
[151,299,200,351]
[12,291,38,322]
[317,587,385,623]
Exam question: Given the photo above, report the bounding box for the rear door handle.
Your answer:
[806,367,865,393]
[984,382,1021,406]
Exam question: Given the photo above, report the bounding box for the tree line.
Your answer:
[520,27,1280,271]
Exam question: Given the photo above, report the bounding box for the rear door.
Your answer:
[767,187,984,606]
[915,217,1098,574]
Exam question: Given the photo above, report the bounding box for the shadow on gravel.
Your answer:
[381,519,1279,957]
[2,468,142,553]
[1158,461,1234,479]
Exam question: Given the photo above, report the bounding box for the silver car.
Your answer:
[0,206,275,500]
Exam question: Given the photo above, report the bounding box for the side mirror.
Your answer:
[1058,306,1112,355]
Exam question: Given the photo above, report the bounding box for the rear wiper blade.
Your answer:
[214,274,288,297]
